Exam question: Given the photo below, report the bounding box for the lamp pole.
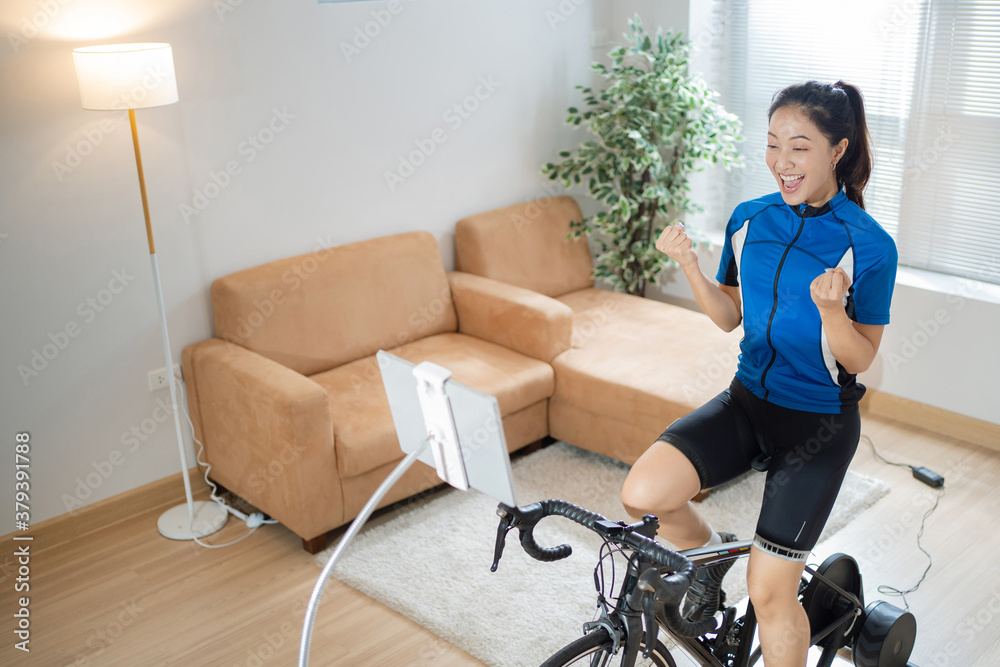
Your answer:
[73,43,228,540]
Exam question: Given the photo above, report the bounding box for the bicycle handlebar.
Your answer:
[492,500,719,639]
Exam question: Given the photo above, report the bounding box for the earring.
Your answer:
[831,163,837,170]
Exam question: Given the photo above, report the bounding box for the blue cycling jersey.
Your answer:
[716,189,898,414]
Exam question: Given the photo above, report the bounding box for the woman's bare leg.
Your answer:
[621,440,711,549]
[747,547,810,667]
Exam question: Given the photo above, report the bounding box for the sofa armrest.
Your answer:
[448,271,573,363]
[182,337,342,540]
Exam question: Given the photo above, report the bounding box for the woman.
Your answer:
[621,81,897,666]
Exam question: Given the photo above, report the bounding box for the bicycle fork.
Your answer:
[583,518,665,666]
[605,555,661,666]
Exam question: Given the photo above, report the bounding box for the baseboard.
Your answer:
[862,390,1000,452]
[0,468,209,556]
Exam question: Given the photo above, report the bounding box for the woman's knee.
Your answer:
[747,551,806,618]
[621,441,700,516]
[747,576,792,616]
[621,478,657,518]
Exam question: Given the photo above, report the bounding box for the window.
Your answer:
[714,0,1000,285]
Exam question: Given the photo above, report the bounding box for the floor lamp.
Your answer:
[72,43,228,540]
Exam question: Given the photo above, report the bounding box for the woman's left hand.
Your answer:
[810,267,851,313]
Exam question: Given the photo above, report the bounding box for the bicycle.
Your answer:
[490,499,918,667]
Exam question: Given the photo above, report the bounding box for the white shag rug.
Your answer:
[317,442,890,667]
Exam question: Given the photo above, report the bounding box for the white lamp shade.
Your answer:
[72,43,178,111]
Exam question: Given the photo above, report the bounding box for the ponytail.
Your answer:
[833,81,872,210]
[768,80,873,209]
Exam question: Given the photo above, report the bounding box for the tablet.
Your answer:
[377,350,518,507]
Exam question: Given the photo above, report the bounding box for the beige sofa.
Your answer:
[455,195,742,465]
[184,198,740,553]
[182,231,569,553]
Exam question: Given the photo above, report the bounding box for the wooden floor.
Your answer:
[3,413,999,666]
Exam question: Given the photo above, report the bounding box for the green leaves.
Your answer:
[544,13,744,296]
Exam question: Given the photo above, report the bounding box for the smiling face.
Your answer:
[766,106,848,208]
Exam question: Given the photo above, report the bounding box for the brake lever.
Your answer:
[490,505,515,572]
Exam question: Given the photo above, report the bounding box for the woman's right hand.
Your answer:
[655,223,699,272]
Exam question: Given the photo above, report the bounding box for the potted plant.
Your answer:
[543,15,743,296]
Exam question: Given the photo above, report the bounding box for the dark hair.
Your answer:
[768,80,872,209]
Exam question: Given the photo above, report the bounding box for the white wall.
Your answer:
[610,0,688,39]
[0,0,609,525]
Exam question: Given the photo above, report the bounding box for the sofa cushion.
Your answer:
[211,231,457,377]
[455,195,594,297]
[550,288,742,446]
[310,332,555,478]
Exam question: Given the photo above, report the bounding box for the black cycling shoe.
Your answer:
[682,532,739,621]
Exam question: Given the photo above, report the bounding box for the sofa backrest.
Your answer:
[454,195,594,298]
[211,231,457,376]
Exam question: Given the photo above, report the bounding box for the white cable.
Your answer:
[176,376,279,538]
[863,433,943,610]
[194,526,260,549]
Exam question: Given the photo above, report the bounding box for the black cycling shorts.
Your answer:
[658,377,861,561]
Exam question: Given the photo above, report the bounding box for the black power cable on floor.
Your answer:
[861,434,945,610]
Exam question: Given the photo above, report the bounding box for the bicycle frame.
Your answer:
[663,541,865,667]
[491,500,873,667]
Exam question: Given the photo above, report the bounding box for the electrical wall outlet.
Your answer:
[148,364,182,392]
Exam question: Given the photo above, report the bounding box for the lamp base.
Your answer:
[158,500,228,540]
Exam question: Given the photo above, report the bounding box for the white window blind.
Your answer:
[718,0,1000,285]
[897,1,1000,284]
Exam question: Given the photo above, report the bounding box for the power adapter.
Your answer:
[912,466,944,488]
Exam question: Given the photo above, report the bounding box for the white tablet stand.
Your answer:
[412,361,470,492]
[298,352,518,666]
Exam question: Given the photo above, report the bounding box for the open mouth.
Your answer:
[779,173,804,193]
